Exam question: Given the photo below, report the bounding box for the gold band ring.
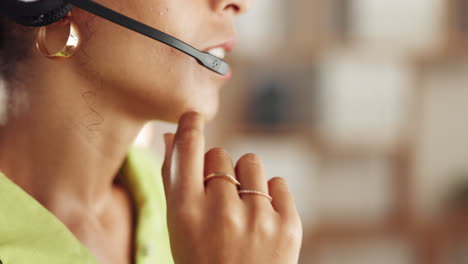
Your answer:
[238,190,273,201]
[36,13,81,60]
[204,172,241,187]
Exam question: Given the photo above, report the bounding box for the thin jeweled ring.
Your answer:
[36,13,81,60]
[204,172,241,187]
[238,190,273,201]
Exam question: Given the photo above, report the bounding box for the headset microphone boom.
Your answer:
[0,0,230,76]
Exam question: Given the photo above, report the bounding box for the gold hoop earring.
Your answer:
[36,13,81,60]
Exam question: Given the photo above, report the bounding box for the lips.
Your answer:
[203,39,238,60]
[207,47,226,59]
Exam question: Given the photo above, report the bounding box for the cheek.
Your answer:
[74,2,222,122]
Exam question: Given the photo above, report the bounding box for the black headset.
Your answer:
[0,0,230,76]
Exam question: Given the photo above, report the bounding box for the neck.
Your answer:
[0,58,146,216]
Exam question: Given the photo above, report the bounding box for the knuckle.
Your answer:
[219,209,244,233]
[237,153,263,167]
[251,217,277,239]
[282,219,303,245]
[174,203,201,224]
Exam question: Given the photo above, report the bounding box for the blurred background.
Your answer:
[137,0,468,263]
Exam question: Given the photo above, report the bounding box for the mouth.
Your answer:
[206,47,226,59]
[203,39,238,60]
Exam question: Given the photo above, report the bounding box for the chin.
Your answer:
[181,80,222,122]
[186,98,220,122]
[156,93,220,124]
[200,106,219,122]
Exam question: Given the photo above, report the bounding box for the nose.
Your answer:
[211,0,251,15]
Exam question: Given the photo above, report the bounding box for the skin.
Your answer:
[0,0,302,263]
[163,113,303,264]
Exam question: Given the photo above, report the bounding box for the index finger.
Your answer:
[170,111,206,198]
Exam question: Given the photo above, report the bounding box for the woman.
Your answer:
[0,0,303,263]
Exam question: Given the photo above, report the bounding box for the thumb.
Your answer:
[162,132,175,197]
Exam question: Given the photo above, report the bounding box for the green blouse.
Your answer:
[0,147,174,264]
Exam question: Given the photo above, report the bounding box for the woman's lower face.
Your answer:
[69,0,240,123]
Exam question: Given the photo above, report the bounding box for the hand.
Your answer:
[162,112,302,264]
